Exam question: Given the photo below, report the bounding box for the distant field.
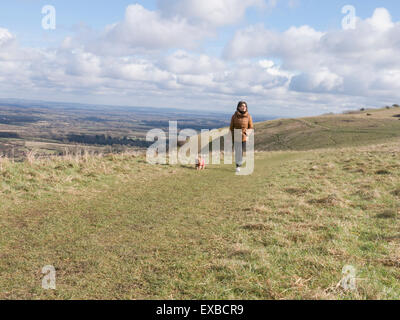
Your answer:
[0,101,238,159]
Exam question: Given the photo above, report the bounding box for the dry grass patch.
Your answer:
[375,209,398,219]
[284,187,310,196]
[241,223,272,231]
[353,189,381,200]
[308,194,345,207]
[391,189,400,197]
[375,169,392,175]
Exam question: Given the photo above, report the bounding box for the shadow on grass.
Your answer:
[179,164,195,170]
[178,164,235,173]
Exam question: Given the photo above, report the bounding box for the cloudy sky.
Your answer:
[0,0,399,116]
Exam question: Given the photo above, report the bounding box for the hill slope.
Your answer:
[253,107,400,151]
[1,140,400,299]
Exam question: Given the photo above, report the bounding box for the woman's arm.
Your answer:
[230,115,234,132]
[248,115,254,130]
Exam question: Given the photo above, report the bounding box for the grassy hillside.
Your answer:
[1,139,400,299]
[254,107,400,151]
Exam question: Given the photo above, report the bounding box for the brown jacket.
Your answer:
[230,111,254,142]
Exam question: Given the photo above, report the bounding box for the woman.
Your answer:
[229,101,254,173]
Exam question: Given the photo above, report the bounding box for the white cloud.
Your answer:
[289,69,344,93]
[366,7,394,31]
[0,28,14,46]
[158,0,267,27]
[81,1,275,55]
[224,7,400,103]
[83,4,214,55]
[159,50,225,74]
[259,59,274,69]
[224,24,324,70]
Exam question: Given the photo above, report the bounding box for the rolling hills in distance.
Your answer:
[1,98,399,159]
[0,98,272,159]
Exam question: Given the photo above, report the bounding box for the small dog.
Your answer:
[196,155,206,170]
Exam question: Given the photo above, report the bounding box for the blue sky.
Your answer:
[0,1,400,116]
[3,1,400,49]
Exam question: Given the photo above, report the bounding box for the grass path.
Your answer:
[1,145,400,299]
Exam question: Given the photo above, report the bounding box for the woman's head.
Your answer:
[237,101,248,114]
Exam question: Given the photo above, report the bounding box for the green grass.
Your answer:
[254,107,400,151]
[1,139,400,299]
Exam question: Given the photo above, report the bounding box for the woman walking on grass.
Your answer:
[230,101,254,173]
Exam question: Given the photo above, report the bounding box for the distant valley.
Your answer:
[0,98,273,159]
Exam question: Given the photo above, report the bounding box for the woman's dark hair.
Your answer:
[237,101,248,111]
